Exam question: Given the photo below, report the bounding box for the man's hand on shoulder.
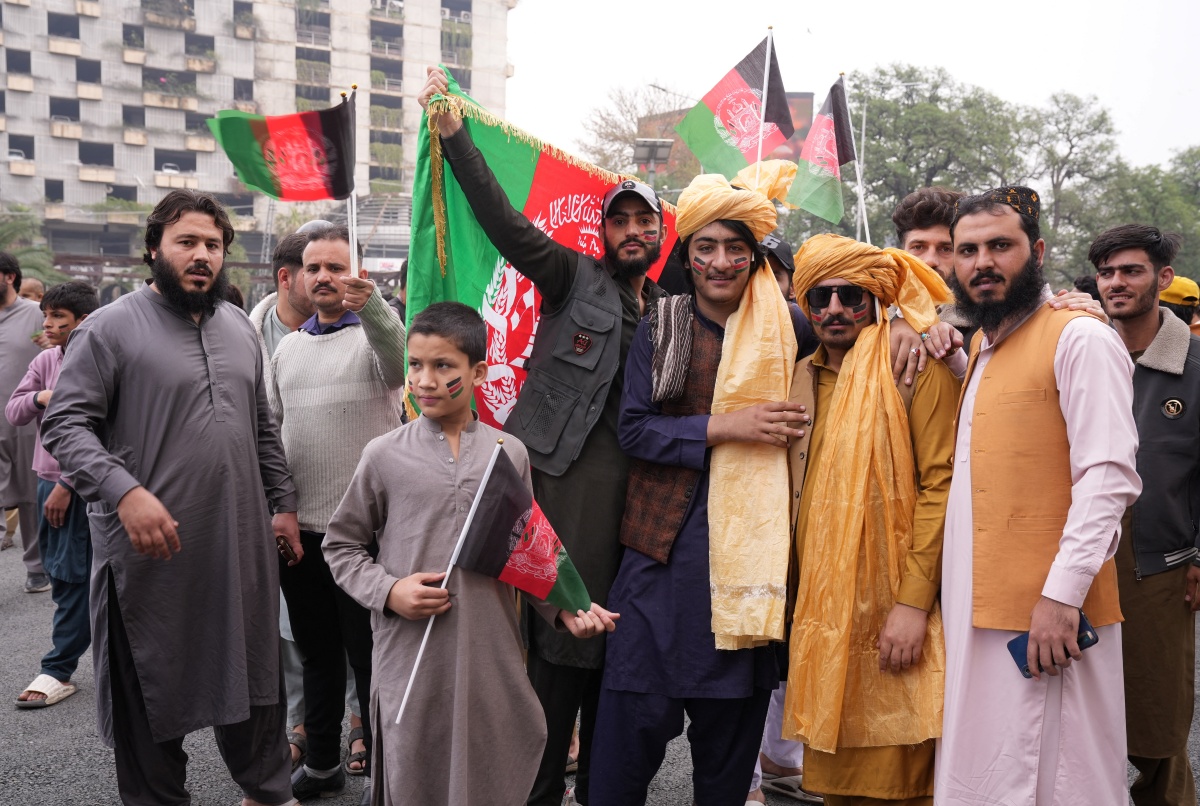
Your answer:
[117,486,180,560]
[418,66,462,139]
[1027,596,1082,679]
[1048,289,1109,324]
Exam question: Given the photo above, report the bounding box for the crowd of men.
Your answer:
[0,64,1196,806]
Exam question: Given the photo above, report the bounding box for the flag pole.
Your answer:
[343,87,361,276]
[395,439,507,726]
[753,27,775,187]
[840,73,870,244]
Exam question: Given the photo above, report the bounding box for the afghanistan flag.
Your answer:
[207,93,356,201]
[410,68,676,428]
[456,447,591,613]
[674,37,794,179]
[788,76,856,224]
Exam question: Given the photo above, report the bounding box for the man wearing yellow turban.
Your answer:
[589,174,809,806]
[784,234,960,805]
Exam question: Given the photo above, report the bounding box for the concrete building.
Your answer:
[0,0,515,266]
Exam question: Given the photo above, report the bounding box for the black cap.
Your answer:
[760,233,794,274]
[601,179,662,218]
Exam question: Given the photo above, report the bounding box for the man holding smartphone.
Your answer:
[935,188,1141,805]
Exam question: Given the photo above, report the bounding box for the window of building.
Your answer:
[232,0,253,25]
[9,134,34,160]
[77,59,102,84]
[154,149,195,173]
[234,79,254,102]
[0,91,6,115]
[184,33,214,56]
[123,105,146,128]
[108,184,137,202]
[48,12,81,39]
[79,141,114,166]
[143,68,196,95]
[49,97,81,121]
[184,111,208,133]
[123,24,145,48]
[45,179,65,203]
[7,50,32,75]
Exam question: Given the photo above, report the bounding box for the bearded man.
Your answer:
[934,187,1141,805]
[42,189,303,806]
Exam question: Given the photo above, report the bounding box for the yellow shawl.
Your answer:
[675,173,797,649]
[785,234,949,751]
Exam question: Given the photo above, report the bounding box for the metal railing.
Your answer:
[371,40,403,58]
[295,26,330,47]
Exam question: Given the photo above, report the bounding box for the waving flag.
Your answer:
[675,37,794,178]
[788,77,856,224]
[410,68,676,428]
[457,447,590,613]
[207,93,356,201]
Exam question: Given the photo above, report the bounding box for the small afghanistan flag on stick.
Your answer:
[207,92,356,201]
[675,36,794,179]
[455,448,591,613]
[788,76,857,224]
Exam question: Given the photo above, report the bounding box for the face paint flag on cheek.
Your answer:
[692,257,707,275]
[447,377,464,399]
[850,303,870,323]
[732,257,750,275]
[642,230,660,242]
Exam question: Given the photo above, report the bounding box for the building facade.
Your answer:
[0,0,515,264]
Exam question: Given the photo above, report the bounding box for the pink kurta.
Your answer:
[935,310,1141,805]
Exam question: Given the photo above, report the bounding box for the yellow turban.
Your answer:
[675,174,777,242]
[733,160,798,208]
[783,232,949,753]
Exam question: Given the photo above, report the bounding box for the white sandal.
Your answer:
[15,673,78,709]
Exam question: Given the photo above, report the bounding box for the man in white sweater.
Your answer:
[269,224,406,804]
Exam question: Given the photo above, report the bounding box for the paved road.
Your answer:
[0,535,1196,805]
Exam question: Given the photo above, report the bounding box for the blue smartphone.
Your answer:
[1006,610,1098,679]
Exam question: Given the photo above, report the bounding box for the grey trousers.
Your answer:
[109,580,293,806]
[1,501,42,576]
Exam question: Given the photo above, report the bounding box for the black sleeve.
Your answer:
[441,126,578,311]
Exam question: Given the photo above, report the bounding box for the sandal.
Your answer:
[286,730,307,772]
[344,726,367,776]
[15,674,78,709]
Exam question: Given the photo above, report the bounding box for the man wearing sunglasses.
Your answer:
[783,234,959,806]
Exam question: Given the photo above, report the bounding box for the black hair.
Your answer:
[408,301,487,366]
[950,194,1040,252]
[271,232,310,288]
[1087,224,1183,271]
[305,224,365,262]
[40,280,99,318]
[1161,300,1197,325]
[224,283,246,311]
[1072,274,1102,302]
[0,251,22,291]
[143,190,235,267]
[892,187,964,246]
[399,259,408,289]
[673,219,767,292]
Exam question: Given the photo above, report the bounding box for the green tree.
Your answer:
[0,207,63,285]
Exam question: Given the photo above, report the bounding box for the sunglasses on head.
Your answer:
[805,285,867,309]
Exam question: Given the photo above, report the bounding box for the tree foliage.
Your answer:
[580,64,1200,286]
[0,207,64,285]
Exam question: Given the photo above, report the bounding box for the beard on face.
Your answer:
[1105,279,1160,321]
[950,251,1045,334]
[607,239,662,280]
[151,252,229,317]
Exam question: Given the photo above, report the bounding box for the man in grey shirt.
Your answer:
[0,251,49,592]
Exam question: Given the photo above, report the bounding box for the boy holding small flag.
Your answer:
[323,302,616,806]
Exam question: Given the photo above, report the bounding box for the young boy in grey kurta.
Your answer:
[323,302,616,806]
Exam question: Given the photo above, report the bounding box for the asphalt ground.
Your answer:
[0,529,1195,805]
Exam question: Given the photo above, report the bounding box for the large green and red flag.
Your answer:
[674,37,794,178]
[410,68,676,428]
[207,93,356,201]
[788,76,856,224]
[456,447,590,613]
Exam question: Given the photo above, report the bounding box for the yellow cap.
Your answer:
[1161,275,1200,305]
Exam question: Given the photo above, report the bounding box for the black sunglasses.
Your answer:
[805,285,867,309]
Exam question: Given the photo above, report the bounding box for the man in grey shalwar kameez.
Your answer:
[42,190,303,806]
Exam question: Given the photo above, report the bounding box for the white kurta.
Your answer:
[935,313,1141,805]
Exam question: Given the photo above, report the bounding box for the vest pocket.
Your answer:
[998,388,1047,404]
[511,368,582,454]
[1007,516,1065,532]
[552,299,617,372]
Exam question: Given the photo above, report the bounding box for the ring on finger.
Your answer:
[909,347,919,355]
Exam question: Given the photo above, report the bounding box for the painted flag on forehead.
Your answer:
[456,447,591,613]
[409,67,676,428]
[788,76,856,224]
[674,37,795,178]
[207,93,356,201]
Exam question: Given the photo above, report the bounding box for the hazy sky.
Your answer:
[503,0,1198,174]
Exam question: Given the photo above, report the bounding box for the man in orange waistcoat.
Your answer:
[933,187,1142,805]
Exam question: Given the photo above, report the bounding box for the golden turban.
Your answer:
[675,174,777,242]
[783,233,949,752]
[733,160,798,208]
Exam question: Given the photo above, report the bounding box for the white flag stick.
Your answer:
[395,439,507,725]
[754,27,775,188]
[842,73,870,243]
